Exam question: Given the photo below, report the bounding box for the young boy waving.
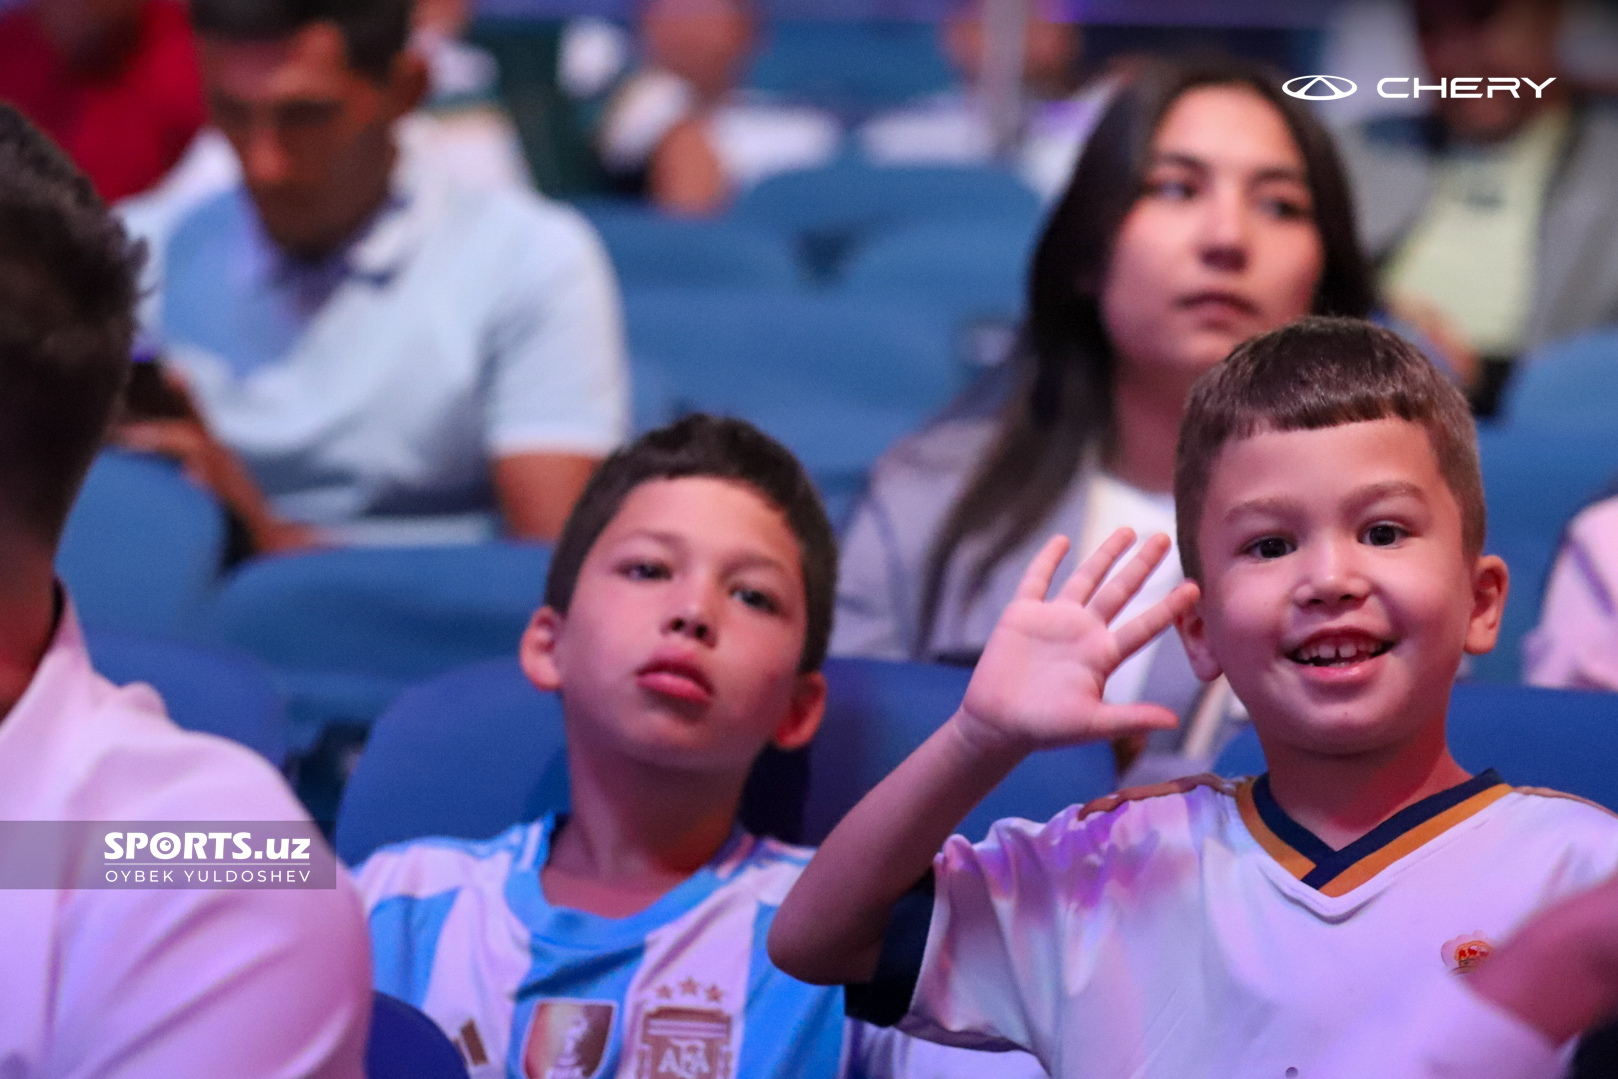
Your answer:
[769,318,1618,1077]
[355,416,1042,1079]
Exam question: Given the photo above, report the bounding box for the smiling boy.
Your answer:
[769,318,1618,1077]
[355,416,1042,1079]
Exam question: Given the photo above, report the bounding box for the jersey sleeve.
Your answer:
[843,1019,1050,1079]
[849,810,1097,1065]
[1308,973,1569,1079]
[483,200,629,459]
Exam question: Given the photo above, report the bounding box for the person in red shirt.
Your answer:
[0,0,205,201]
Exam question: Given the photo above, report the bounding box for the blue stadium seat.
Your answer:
[1474,426,1618,682]
[203,543,552,742]
[335,658,568,867]
[86,628,289,768]
[336,655,1115,867]
[731,163,1042,243]
[1498,330,1618,430]
[803,657,1116,844]
[57,451,226,640]
[367,992,470,1079]
[1214,683,1618,811]
[746,21,954,109]
[583,205,802,289]
[838,218,1038,325]
[625,289,960,496]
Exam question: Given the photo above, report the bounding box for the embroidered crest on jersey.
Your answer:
[524,1000,616,1078]
[1441,932,1497,974]
[632,1005,733,1079]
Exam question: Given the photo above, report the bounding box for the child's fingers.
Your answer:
[1012,535,1073,602]
[1056,527,1137,606]
[1112,580,1201,659]
[1087,533,1173,624]
[1093,701,1180,735]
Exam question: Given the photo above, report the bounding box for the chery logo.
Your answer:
[1283,75,1358,101]
[1282,75,1558,102]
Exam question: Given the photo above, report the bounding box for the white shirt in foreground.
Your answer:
[0,600,372,1078]
[1309,965,1567,1079]
[892,773,1618,1078]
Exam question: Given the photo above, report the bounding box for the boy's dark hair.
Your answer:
[1175,317,1485,581]
[189,0,411,81]
[545,415,837,673]
[0,105,141,544]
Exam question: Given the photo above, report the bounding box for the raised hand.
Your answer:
[956,528,1201,755]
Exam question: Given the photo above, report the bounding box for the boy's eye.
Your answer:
[1363,523,1404,547]
[621,560,670,581]
[1247,536,1293,560]
[732,586,779,614]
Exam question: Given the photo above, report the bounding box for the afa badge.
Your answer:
[1442,932,1497,974]
[633,1005,733,1079]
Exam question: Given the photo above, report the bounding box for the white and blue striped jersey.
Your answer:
[356,815,1045,1079]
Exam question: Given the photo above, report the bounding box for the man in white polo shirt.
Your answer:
[122,0,628,553]
[0,104,371,1076]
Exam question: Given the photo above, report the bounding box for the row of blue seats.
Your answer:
[580,163,1043,291]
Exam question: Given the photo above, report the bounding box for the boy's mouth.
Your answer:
[636,658,715,704]
[1287,633,1395,667]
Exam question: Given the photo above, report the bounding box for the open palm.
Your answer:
[959,528,1201,753]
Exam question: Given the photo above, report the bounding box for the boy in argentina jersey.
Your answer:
[768,320,1618,1077]
[357,416,1043,1079]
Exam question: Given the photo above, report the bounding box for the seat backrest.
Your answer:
[86,628,289,768]
[1214,683,1618,811]
[731,163,1042,240]
[1499,330,1618,429]
[625,289,959,481]
[1475,426,1618,681]
[367,992,470,1079]
[838,219,1038,324]
[805,657,1117,844]
[205,543,552,733]
[584,207,802,289]
[746,21,954,109]
[58,452,226,639]
[335,658,568,866]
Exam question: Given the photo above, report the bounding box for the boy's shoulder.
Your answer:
[955,773,1240,865]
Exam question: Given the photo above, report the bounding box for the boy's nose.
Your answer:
[1292,543,1370,607]
[664,612,714,644]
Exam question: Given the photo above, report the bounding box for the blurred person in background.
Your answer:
[0,102,370,1079]
[0,0,204,201]
[120,0,628,555]
[1524,489,1618,692]
[595,0,840,215]
[857,0,1114,199]
[1336,0,1618,413]
[834,55,1374,781]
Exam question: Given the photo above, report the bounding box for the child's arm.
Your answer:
[769,528,1200,986]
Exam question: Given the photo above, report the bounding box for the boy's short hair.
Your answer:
[545,415,837,673]
[189,0,412,82]
[1175,317,1485,581]
[0,105,141,544]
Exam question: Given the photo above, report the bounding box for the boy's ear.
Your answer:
[519,606,566,692]
[771,671,827,753]
[1463,553,1510,655]
[1175,596,1225,682]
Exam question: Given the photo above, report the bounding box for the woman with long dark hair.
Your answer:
[834,55,1375,750]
